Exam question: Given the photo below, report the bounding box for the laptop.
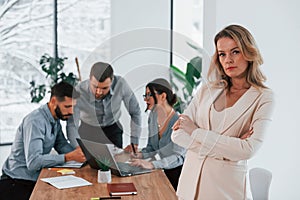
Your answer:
[76,138,152,177]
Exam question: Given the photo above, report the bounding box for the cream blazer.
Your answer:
[171,84,274,200]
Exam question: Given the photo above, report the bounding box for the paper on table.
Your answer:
[41,175,92,189]
[52,161,85,168]
[57,169,75,175]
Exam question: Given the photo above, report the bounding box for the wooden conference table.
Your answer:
[30,165,177,200]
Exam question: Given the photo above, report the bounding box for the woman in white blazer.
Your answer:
[171,24,274,200]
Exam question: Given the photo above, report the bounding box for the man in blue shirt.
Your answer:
[66,62,142,150]
[0,82,86,200]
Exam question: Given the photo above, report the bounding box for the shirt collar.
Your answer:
[41,103,57,125]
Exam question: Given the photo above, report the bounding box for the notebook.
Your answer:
[52,160,86,168]
[107,182,137,196]
[76,138,152,177]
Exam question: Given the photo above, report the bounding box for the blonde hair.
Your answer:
[207,24,267,89]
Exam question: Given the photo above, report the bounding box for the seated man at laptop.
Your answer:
[130,78,186,190]
[0,82,86,200]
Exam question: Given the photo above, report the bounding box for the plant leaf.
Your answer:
[190,56,202,79]
[186,41,203,54]
[170,65,185,83]
[95,157,111,171]
[185,62,195,95]
[30,53,79,103]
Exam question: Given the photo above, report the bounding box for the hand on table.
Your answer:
[65,146,86,163]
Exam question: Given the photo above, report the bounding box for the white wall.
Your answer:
[203,0,300,199]
[110,0,171,148]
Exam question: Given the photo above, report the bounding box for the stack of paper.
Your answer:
[41,175,92,189]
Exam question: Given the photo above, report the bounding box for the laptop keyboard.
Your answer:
[117,162,150,174]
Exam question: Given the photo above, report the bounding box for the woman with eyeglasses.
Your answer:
[130,78,186,190]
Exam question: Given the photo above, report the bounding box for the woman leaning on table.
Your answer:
[171,24,274,199]
[130,78,186,191]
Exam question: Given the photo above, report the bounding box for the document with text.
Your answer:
[41,175,92,189]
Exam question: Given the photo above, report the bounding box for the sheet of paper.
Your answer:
[41,175,92,189]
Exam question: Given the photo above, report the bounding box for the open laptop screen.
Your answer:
[76,138,151,176]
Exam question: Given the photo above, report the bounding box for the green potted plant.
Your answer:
[95,157,111,171]
[29,53,79,103]
[95,157,112,183]
[170,55,202,113]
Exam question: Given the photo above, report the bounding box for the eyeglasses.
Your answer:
[143,93,153,99]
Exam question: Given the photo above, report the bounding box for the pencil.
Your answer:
[48,168,66,171]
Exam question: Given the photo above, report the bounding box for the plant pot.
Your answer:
[97,169,111,183]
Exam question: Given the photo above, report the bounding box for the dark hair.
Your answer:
[50,81,80,102]
[89,62,114,82]
[146,78,177,108]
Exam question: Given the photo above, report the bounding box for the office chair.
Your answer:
[249,167,272,200]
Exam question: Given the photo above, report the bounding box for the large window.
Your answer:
[172,0,203,72]
[170,0,203,110]
[0,0,111,144]
[57,0,110,79]
[0,0,54,144]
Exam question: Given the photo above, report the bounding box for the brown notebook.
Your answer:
[107,182,137,196]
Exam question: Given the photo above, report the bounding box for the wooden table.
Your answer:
[30,165,177,200]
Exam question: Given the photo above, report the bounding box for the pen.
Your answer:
[131,143,137,156]
[91,197,121,200]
